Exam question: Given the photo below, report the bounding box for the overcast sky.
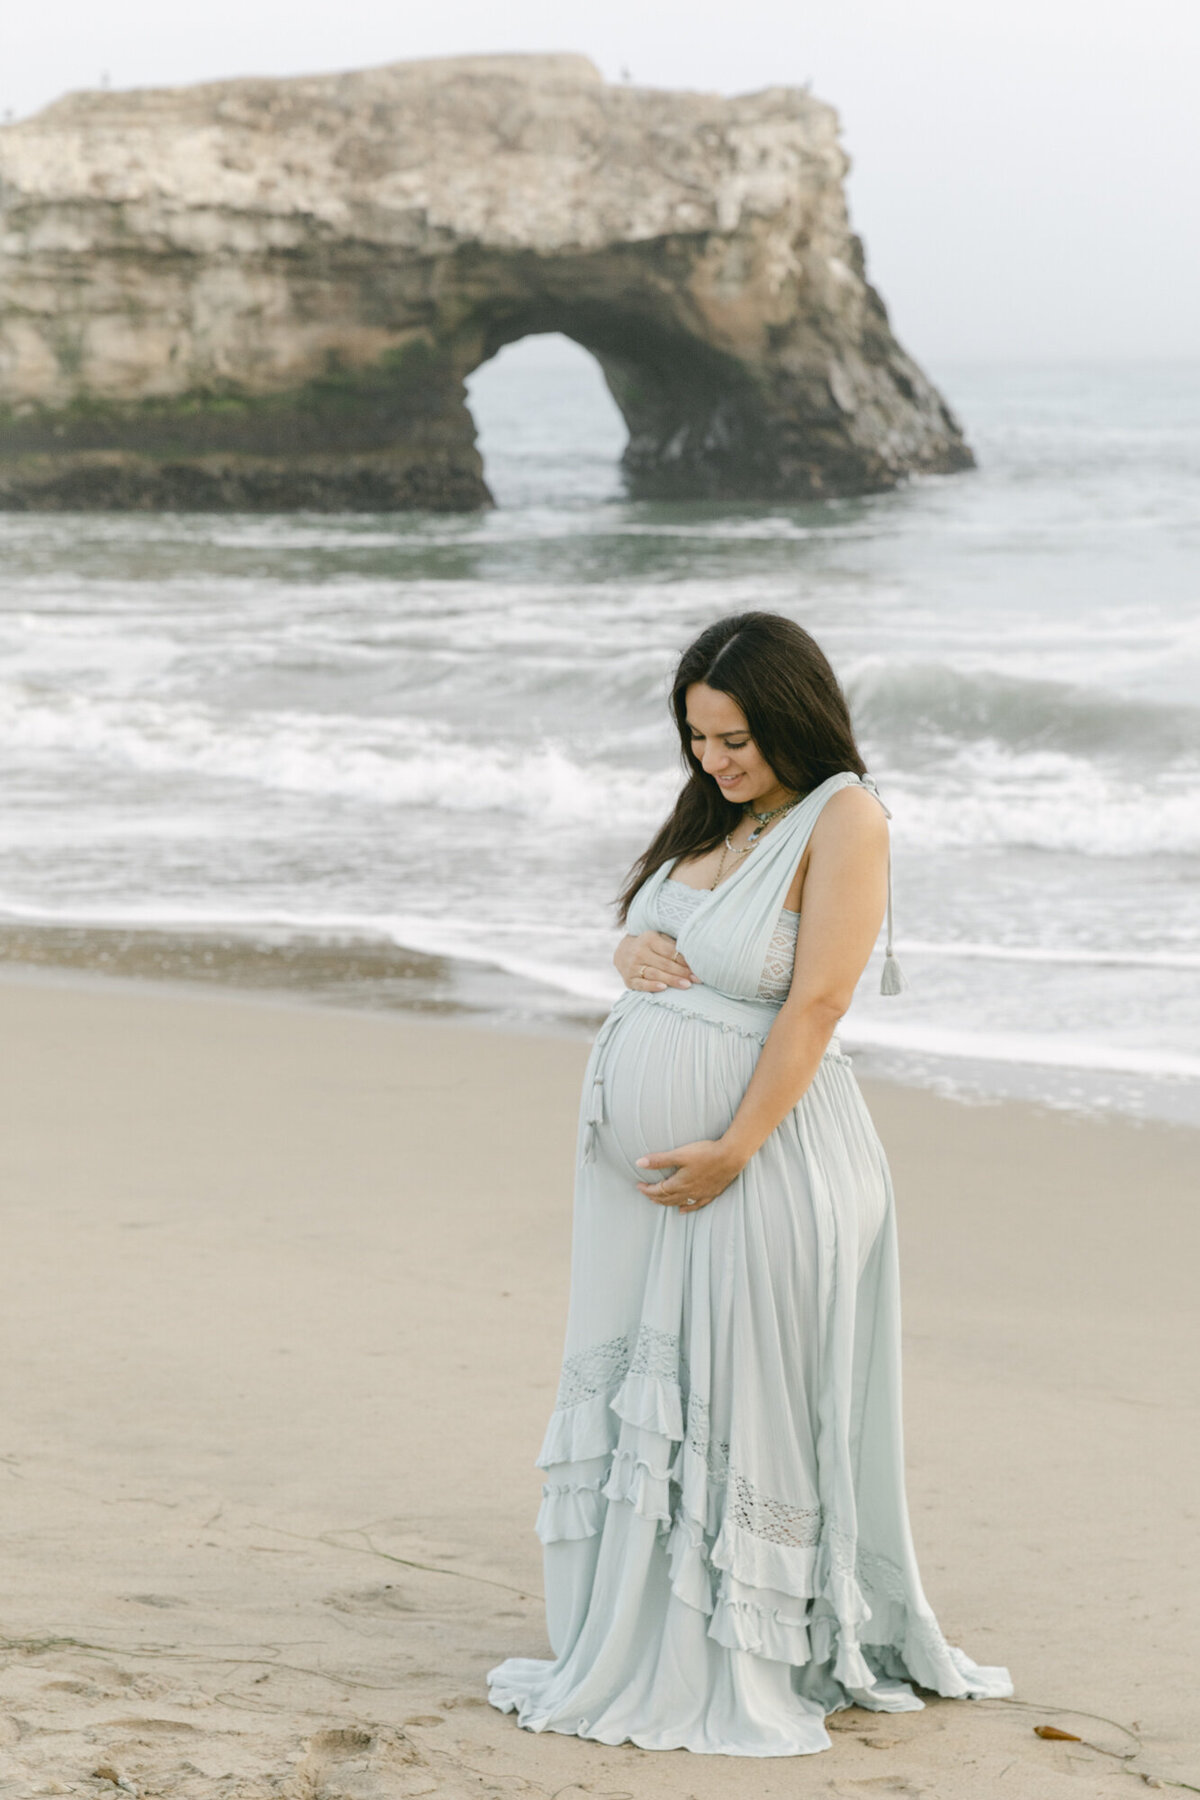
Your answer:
[5,0,1198,365]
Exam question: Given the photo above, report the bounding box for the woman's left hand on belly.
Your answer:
[635,1141,745,1211]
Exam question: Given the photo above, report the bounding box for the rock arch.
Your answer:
[0,55,972,510]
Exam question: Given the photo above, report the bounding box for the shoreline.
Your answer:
[0,970,1196,1795]
[3,924,1199,1132]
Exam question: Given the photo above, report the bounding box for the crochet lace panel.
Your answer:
[555,1333,631,1407]
[554,1325,681,1408]
[655,880,706,936]
[629,1324,680,1379]
[686,1395,819,1546]
[857,1546,907,1600]
[755,910,799,1002]
[727,1470,822,1548]
[684,1392,730,1483]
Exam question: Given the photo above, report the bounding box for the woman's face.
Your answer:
[684,682,791,809]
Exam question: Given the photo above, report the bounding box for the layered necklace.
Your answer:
[710,793,801,889]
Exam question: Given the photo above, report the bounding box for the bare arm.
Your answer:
[721,787,888,1162]
[636,787,889,1209]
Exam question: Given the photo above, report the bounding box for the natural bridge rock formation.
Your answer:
[0,55,972,510]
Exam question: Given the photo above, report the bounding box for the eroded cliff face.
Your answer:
[0,53,972,509]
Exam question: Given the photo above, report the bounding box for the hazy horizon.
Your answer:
[4,0,1199,366]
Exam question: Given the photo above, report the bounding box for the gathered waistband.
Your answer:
[644,982,783,1043]
[645,984,845,1058]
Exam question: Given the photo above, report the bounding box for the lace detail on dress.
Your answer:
[856,1546,962,1669]
[856,1546,908,1600]
[555,1325,681,1408]
[629,1324,680,1380]
[556,1333,630,1407]
[755,909,799,1002]
[684,1392,730,1482]
[655,879,706,936]
[728,1470,822,1547]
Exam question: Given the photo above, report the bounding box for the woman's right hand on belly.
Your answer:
[614,930,699,993]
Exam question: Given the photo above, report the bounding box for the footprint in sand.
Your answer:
[289,1725,437,1800]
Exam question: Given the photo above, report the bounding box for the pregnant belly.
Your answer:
[592,992,764,1182]
[586,989,889,1273]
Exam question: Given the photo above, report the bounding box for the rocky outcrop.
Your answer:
[0,54,972,510]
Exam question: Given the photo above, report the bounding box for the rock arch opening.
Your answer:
[465,333,626,507]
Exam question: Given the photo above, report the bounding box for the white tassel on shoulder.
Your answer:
[880,944,909,996]
[860,774,909,997]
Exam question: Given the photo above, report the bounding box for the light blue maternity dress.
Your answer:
[488,771,1011,1756]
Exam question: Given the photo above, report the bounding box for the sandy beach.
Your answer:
[0,970,1196,1798]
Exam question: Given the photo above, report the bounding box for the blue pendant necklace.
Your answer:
[710,793,800,888]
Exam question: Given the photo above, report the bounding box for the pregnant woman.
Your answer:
[488,611,1010,1756]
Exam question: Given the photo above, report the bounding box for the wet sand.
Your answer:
[0,970,1195,1797]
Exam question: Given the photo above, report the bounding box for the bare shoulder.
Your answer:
[810,782,890,853]
[788,783,886,910]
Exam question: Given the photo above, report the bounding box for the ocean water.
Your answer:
[2,338,1199,1124]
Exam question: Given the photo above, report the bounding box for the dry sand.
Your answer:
[0,971,1196,1798]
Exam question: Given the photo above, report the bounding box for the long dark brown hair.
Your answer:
[617,611,866,921]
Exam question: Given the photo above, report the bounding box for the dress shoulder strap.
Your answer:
[859,775,908,996]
